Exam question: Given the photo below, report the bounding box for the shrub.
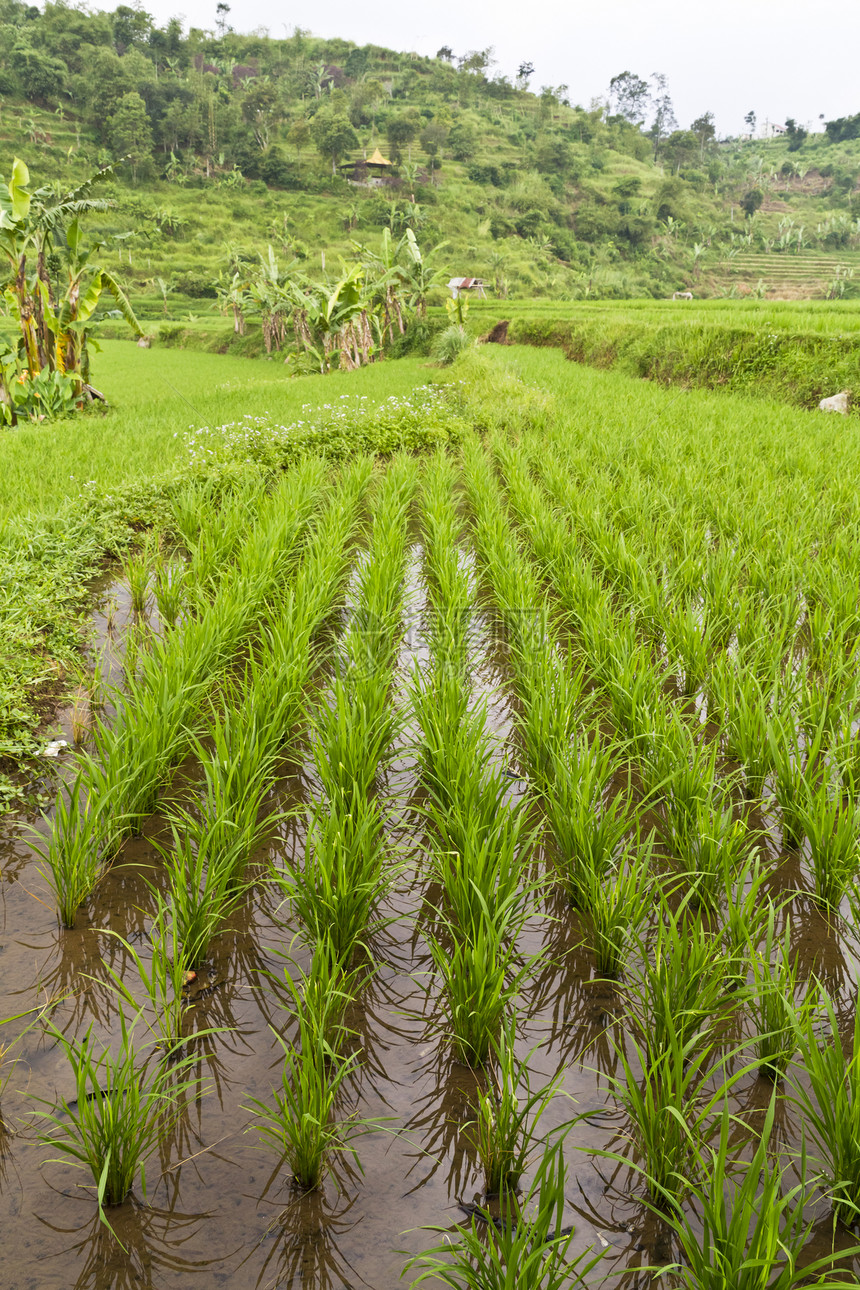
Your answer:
[431,325,470,366]
[170,271,216,298]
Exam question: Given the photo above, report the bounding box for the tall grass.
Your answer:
[405,1140,605,1290]
[657,1098,860,1290]
[788,990,860,1228]
[32,1006,203,1231]
[468,1019,565,1196]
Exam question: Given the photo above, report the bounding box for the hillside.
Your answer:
[0,4,859,311]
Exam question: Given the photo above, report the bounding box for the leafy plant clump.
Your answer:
[181,384,468,472]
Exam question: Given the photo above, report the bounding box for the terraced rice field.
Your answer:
[2,348,860,1287]
[720,251,860,298]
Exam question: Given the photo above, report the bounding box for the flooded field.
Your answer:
[3,400,860,1289]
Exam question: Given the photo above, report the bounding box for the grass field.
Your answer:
[2,332,860,1286]
[0,342,439,519]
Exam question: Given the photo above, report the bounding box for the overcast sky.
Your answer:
[137,0,857,136]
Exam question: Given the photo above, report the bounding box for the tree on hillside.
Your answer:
[648,72,676,161]
[107,91,153,179]
[14,44,67,104]
[287,116,311,161]
[458,48,495,75]
[662,129,699,173]
[386,112,419,162]
[690,111,716,162]
[311,111,358,174]
[112,3,153,54]
[448,122,477,161]
[741,187,764,217]
[80,47,138,126]
[608,70,650,123]
[436,46,454,62]
[785,118,807,152]
[744,109,757,134]
[241,81,281,151]
[516,61,535,89]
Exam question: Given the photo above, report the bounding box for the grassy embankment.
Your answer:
[464,298,860,409]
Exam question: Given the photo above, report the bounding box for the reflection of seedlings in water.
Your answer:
[401,1051,479,1200]
[249,1176,368,1290]
[34,1197,220,1290]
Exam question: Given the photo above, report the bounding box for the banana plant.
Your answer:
[0,156,142,418]
[289,262,371,372]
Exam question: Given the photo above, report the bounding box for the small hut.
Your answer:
[447,277,487,300]
[343,147,395,187]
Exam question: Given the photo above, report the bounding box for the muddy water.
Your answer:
[1,547,860,1289]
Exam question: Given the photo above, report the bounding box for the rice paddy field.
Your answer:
[3,340,860,1288]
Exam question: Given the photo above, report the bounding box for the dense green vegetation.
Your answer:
[3,13,860,1283]
[3,340,860,1285]
[1,3,860,314]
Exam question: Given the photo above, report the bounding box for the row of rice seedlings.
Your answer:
[105,458,331,834]
[629,987,860,1271]
[152,552,187,630]
[533,446,754,687]
[39,457,332,927]
[541,430,860,852]
[490,437,782,952]
[461,433,652,980]
[120,534,158,618]
[539,415,828,675]
[537,432,818,721]
[501,392,860,1262]
[410,451,536,1070]
[171,472,271,593]
[467,1017,565,1198]
[539,374,860,644]
[275,455,417,965]
[246,946,366,1191]
[607,882,860,1244]
[160,458,376,977]
[248,460,418,1192]
[603,891,778,1210]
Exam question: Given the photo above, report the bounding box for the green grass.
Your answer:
[0,341,435,519]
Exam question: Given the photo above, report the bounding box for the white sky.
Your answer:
[137,0,859,136]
